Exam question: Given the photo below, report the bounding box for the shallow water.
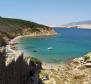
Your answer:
[16,28,91,63]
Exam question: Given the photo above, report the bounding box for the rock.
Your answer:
[84,63,91,67]
[0,47,41,84]
[42,75,49,81]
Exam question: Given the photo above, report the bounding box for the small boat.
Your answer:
[48,47,53,50]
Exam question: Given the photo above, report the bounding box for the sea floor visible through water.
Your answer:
[16,28,91,64]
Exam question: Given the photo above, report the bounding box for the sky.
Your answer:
[0,0,91,27]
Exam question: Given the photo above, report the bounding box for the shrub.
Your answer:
[84,55,90,61]
[25,56,42,66]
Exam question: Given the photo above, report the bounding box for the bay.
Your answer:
[16,28,91,63]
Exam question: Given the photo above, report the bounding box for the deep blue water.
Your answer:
[16,28,91,63]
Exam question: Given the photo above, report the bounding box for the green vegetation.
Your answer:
[25,56,42,66]
[84,55,90,61]
[39,70,48,78]
[0,16,51,37]
[0,17,52,45]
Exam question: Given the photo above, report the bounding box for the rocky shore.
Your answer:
[9,28,57,44]
[1,34,91,84]
[6,33,91,84]
[40,52,91,84]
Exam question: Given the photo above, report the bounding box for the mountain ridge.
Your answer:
[61,20,91,29]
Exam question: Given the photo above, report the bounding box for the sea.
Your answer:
[16,28,91,64]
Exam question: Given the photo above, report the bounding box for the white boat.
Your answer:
[48,47,53,50]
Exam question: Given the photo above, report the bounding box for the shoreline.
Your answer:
[9,31,57,44]
[9,33,60,70]
[9,37,62,70]
[42,62,65,70]
[8,33,91,71]
[9,32,91,70]
[9,32,88,70]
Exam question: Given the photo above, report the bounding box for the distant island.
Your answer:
[61,20,91,29]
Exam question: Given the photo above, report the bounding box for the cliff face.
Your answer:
[22,28,57,36]
[0,47,42,84]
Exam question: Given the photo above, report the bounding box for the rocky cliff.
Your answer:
[0,47,42,84]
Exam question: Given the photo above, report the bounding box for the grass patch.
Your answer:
[25,56,42,66]
[84,55,90,61]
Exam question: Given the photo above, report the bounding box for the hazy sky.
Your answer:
[0,0,91,26]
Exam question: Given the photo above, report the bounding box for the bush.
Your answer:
[25,56,42,66]
[84,55,90,61]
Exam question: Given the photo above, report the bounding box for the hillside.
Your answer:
[0,17,49,84]
[0,17,56,45]
[61,20,91,29]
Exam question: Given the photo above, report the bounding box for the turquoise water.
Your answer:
[16,28,91,63]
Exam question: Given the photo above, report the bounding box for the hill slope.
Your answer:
[0,17,56,45]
